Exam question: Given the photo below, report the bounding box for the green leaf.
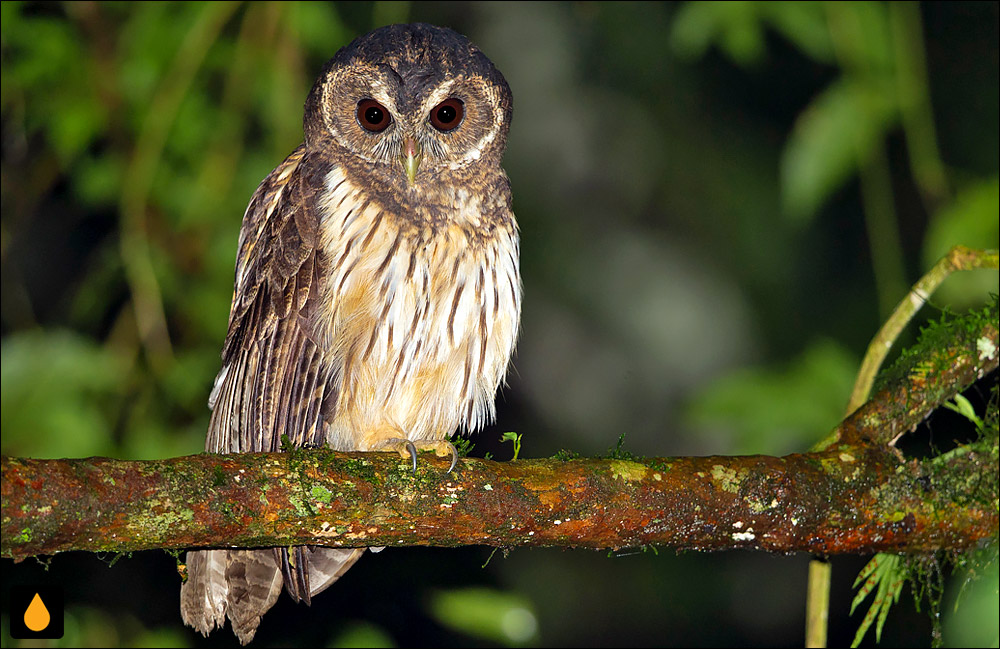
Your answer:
[824,1,894,74]
[685,339,857,454]
[760,1,834,63]
[47,87,106,162]
[328,621,396,648]
[428,587,538,646]
[923,176,1000,261]
[500,431,522,460]
[850,553,907,647]
[942,394,984,431]
[669,0,766,66]
[945,550,1000,648]
[922,177,1000,308]
[781,78,897,221]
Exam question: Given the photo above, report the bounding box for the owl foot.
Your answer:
[374,438,459,474]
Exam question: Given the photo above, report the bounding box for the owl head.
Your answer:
[304,23,512,190]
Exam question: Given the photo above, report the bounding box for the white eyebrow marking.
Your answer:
[421,79,458,112]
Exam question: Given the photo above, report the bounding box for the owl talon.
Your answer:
[422,440,459,474]
[375,438,459,474]
[444,441,458,474]
[406,441,418,474]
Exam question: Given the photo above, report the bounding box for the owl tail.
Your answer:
[278,546,366,603]
[180,547,365,644]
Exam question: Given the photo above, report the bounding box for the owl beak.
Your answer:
[402,135,422,185]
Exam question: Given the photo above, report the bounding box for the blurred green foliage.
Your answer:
[328,620,397,648]
[1,1,997,647]
[673,0,997,454]
[944,548,1000,648]
[429,587,539,646]
[2,329,126,458]
[685,337,858,455]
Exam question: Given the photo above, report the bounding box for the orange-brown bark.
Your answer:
[2,307,996,562]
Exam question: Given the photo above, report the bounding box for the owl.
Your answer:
[179,23,520,644]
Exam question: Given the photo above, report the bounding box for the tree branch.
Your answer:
[2,307,996,562]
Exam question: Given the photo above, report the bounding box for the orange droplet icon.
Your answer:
[24,593,51,632]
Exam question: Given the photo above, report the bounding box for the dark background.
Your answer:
[2,2,997,647]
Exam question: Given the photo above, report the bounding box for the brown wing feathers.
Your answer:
[207,147,333,454]
[184,148,348,641]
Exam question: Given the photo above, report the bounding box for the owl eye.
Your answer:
[357,99,391,132]
[429,98,464,131]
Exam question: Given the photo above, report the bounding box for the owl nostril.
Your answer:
[403,136,419,159]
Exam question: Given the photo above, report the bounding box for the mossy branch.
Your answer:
[806,245,998,648]
[3,306,996,561]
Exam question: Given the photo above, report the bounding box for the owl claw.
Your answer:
[430,440,459,474]
[405,441,418,474]
[375,438,459,474]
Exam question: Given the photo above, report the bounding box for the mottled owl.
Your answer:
[180,23,520,644]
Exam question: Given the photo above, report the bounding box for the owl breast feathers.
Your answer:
[181,23,520,644]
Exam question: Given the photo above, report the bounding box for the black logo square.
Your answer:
[8,585,64,639]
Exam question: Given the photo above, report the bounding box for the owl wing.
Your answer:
[207,144,338,454]
[181,146,363,643]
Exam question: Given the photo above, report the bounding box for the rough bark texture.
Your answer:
[2,309,997,562]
